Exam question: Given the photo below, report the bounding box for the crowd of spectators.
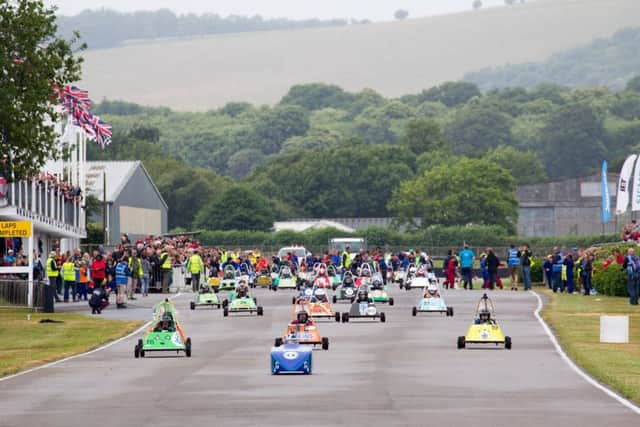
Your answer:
[35,172,83,202]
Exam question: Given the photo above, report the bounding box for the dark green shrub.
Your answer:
[593,262,628,297]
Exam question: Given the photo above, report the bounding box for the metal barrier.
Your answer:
[0,279,47,309]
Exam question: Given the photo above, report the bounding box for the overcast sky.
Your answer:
[45,0,507,21]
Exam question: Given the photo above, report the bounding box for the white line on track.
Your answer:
[531,290,640,415]
[0,292,182,384]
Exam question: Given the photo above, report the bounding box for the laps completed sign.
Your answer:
[0,221,32,237]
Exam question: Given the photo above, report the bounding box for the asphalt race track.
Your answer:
[0,287,637,427]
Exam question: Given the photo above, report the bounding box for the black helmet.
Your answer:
[297,311,308,324]
[479,310,491,322]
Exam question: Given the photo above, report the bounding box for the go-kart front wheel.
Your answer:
[457,336,466,349]
[292,296,297,305]
[185,338,192,357]
[380,312,386,323]
[190,301,195,310]
[223,307,229,317]
[321,337,329,350]
[412,307,417,317]
[334,312,340,322]
[222,299,229,308]
[257,306,264,316]
[389,298,394,306]
[447,306,454,317]
[275,337,283,347]
[332,295,337,304]
[505,336,512,350]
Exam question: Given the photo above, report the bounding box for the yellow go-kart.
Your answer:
[457,293,511,350]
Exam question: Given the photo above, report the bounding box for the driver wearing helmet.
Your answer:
[371,278,383,290]
[357,288,369,303]
[424,284,439,299]
[236,280,249,298]
[200,284,211,294]
[475,309,492,324]
[343,275,354,287]
[155,315,174,332]
[293,310,312,325]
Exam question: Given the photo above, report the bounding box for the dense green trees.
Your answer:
[540,103,606,179]
[388,158,518,231]
[92,73,640,232]
[249,142,414,218]
[194,185,275,231]
[1,0,84,179]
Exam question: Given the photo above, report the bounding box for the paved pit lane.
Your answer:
[0,287,637,426]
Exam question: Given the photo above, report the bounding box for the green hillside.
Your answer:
[78,0,640,110]
[465,27,640,90]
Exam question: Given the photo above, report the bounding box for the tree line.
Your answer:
[56,9,354,50]
[89,76,640,233]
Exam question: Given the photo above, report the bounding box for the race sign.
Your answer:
[0,220,32,237]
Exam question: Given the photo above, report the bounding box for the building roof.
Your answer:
[85,161,168,209]
[273,220,355,233]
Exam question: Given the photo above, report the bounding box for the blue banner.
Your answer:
[601,160,611,224]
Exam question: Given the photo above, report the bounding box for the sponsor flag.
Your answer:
[601,160,611,224]
[616,154,637,214]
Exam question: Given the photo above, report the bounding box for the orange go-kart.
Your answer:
[307,289,340,322]
[275,299,329,350]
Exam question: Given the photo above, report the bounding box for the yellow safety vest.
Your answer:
[62,261,76,282]
[343,251,351,268]
[161,252,172,269]
[187,254,204,274]
[129,257,143,276]
[46,257,59,278]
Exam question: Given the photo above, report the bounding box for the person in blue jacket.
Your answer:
[563,254,575,294]
[115,257,131,308]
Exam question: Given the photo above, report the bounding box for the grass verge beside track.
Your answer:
[0,308,142,377]
[541,289,640,404]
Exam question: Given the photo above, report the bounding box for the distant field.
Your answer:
[80,0,640,110]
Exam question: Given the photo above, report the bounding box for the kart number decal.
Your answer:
[346,289,353,295]
[366,306,377,316]
[480,330,489,340]
[305,289,313,296]
[301,333,313,340]
[172,333,183,346]
[283,351,298,360]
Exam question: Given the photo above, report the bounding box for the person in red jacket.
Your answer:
[91,254,107,288]
[443,250,457,289]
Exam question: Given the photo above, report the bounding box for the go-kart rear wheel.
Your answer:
[292,296,296,305]
[253,297,257,304]
[505,336,512,350]
[185,338,192,357]
[190,301,195,310]
[275,337,283,347]
[389,298,394,306]
[399,283,403,289]
[134,344,140,358]
[257,306,264,316]
[457,336,466,349]
[222,299,229,308]
[223,307,229,317]
[332,295,337,304]
[447,306,454,317]
[380,312,386,323]
[412,306,417,317]
[341,312,349,323]
[334,312,340,322]
[321,337,329,350]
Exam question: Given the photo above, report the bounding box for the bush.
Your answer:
[593,262,628,297]
[530,258,544,283]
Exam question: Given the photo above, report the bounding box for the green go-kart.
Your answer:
[190,285,221,310]
[218,265,238,291]
[222,285,264,317]
[135,299,192,358]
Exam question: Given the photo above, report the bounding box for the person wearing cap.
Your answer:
[186,248,204,292]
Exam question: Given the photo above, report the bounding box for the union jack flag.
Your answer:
[55,84,111,150]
